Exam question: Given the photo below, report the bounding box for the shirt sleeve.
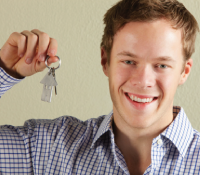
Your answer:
[0,67,24,97]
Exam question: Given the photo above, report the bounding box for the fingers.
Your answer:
[18,29,58,64]
[31,29,58,61]
[47,38,58,57]
[21,30,38,64]
[8,32,26,58]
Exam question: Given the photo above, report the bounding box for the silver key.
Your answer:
[40,56,61,102]
[51,68,57,96]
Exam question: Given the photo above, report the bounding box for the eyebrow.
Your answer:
[117,51,137,58]
[117,51,176,62]
[155,57,176,62]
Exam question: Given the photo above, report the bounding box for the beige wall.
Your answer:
[0,0,200,131]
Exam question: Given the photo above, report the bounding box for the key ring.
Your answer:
[45,55,61,70]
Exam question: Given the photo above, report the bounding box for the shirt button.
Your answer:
[157,139,163,145]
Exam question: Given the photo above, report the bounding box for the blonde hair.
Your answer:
[101,0,199,64]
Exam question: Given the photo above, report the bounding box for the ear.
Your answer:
[101,47,109,77]
[179,58,193,85]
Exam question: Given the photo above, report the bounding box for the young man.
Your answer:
[0,0,199,174]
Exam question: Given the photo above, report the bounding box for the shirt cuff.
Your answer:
[0,67,24,97]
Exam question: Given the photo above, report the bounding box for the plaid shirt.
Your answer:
[0,67,200,175]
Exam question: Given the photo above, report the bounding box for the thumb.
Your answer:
[47,56,60,66]
[36,56,60,72]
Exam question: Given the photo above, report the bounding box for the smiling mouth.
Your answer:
[125,93,158,103]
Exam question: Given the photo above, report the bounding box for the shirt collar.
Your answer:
[91,111,113,148]
[161,106,194,158]
[91,106,194,158]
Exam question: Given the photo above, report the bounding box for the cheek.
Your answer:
[157,73,180,96]
[110,66,132,86]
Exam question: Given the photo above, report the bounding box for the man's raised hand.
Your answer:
[0,29,58,78]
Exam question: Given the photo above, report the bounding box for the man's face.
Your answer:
[101,19,192,130]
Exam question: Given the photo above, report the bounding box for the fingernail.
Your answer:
[19,54,24,58]
[48,50,55,56]
[26,58,32,64]
[39,54,45,62]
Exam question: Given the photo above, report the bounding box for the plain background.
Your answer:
[0,0,200,131]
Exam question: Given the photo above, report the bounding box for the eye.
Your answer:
[158,64,167,69]
[124,60,134,65]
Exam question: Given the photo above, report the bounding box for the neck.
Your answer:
[113,121,153,174]
[112,108,174,174]
[113,119,155,158]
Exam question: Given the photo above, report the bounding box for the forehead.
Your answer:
[112,20,184,61]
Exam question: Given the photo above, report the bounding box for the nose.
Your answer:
[130,65,155,89]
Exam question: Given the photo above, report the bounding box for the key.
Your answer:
[51,68,57,96]
[40,56,61,102]
[40,68,58,102]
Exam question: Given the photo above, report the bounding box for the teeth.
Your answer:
[134,96,137,101]
[129,95,154,103]
[130,95,134,101]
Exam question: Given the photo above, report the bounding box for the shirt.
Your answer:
[0,67,200,175]
[0,68,22,97]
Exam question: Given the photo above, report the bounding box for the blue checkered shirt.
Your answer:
[1,67,200,174]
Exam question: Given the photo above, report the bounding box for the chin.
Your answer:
[126,115,156,129]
